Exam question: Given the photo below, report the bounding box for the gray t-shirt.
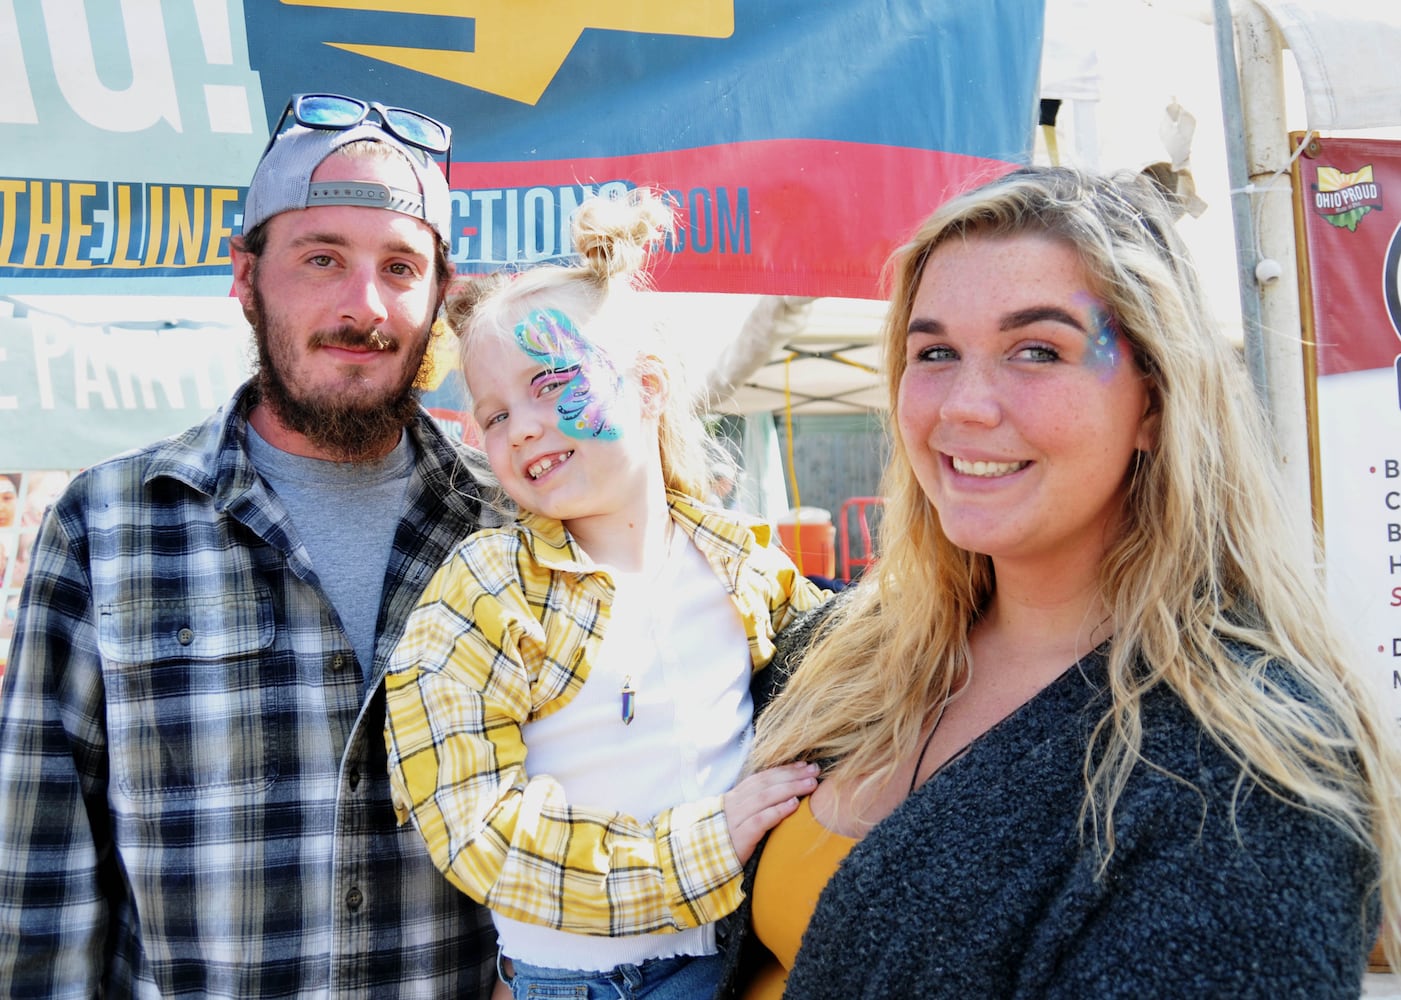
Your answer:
[246,425,413,685]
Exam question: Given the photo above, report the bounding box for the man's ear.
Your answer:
[230,236,259,326]
[636,355,670,418]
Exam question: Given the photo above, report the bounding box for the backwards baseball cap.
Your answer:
[241,93,453,245]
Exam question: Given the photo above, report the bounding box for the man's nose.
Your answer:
[339,266,390,330]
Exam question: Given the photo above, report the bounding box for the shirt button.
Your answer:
[348,768,361,790]
[176,628,194,645]
[329,654,346,671]
[346,886,363,911]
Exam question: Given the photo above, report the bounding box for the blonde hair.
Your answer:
[447,188,713,499]
[749,166,1401,964]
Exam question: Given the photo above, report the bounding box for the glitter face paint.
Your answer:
[513,307,624,441]
[1073,292,1122,379]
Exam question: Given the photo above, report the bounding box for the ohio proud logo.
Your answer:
[1313,164,1383,232]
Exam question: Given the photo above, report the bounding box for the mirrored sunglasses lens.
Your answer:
[297,95,364,127]
[384,110,449,152]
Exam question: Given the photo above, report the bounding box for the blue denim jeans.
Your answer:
[501,952,723,1000]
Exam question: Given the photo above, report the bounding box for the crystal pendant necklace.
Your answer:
[618,519,681,726]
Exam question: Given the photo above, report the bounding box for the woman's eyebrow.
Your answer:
[908,307,1088,337]
[1001,305,1086,333]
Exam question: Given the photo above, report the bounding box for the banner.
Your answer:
[1296,134,1401,721]
[0,0,1043,298]
[0,314,250,467]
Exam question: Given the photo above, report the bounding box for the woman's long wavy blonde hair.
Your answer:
[446,187,714,500]
[749,165,1401,964]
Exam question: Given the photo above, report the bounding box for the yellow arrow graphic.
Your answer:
[280,1,735,106]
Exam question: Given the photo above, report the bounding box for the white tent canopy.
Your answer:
[1256,0,1401,131]
[702,296,888,416]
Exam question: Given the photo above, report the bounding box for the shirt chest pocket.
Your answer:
[98,590,279,799]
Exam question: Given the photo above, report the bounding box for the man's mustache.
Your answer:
[310,327,397,352]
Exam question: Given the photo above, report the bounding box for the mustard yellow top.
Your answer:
[742,795,857,999]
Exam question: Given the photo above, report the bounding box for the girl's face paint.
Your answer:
[467,319,657,534]
[1073,292,1123,379]
[513,307,625,441]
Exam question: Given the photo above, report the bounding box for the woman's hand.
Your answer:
[724,761,820,863]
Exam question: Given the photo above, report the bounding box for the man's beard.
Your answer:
[249,283,431,462]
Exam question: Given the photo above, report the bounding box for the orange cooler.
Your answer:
[775,507,836,578]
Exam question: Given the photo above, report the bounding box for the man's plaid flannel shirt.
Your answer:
[0,383,501,998]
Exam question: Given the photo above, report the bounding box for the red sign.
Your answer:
[1296,134,1401,721]
[1297,137,1401,376]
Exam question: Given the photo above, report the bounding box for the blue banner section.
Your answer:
[245,2,1040,161]
[0,0,1043,295]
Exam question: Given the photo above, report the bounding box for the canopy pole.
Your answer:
[1215,0,1315,555]
[1212,0,1266,399]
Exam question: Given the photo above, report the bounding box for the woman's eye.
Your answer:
[1017,344,1062,363]
[914,344,957,362]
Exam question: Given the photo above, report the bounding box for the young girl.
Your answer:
[384,189,826,999]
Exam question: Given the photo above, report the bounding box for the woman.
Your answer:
[718,166,1401,997]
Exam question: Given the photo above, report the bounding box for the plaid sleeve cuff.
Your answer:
[656,793,745,928]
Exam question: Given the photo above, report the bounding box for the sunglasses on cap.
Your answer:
[263,93,453,165]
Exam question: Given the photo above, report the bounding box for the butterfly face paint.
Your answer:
[513,307,625,441]
[1073,292,1123,380]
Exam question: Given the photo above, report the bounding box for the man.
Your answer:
[0,95,499,997]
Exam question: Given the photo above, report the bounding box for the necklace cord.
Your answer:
[905,622,1112,796]
[908,696,950,796]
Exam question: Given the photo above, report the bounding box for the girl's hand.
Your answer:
[723,761,820,863]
